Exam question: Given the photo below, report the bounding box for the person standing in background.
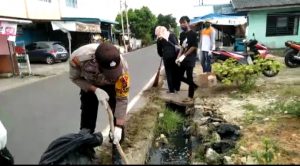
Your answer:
[175,16,199,102]
[200,20,216,73]
[155,26,180,94]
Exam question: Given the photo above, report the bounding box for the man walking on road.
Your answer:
[69,42,130,164]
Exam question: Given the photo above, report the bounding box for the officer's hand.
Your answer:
[113,126,122,144]
[95,88,109,108]
[0,121,7,150]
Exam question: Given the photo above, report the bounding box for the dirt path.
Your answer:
[194,58,300,164]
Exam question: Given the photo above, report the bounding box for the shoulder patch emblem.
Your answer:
[70,56,80,67]
[115,73,130,97]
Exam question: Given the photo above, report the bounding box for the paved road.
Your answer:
[0,45,160,164]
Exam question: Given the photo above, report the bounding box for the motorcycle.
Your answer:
[212,37,279,78]
[284,40,300,68]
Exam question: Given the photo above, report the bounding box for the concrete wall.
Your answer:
[0,0,27,19]
[26,0,60,20]
[247,8,300,48]
[59,0,81,18]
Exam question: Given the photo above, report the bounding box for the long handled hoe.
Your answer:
[104,101,129,164]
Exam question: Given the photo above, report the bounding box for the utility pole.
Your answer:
[120,0,127,53]
[199,0,203,5]
[124,0,131,50]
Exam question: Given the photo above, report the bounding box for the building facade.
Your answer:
[232,0,300,48]
[0,0,117,76]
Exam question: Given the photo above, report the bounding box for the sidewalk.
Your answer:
[158,61,204,105]
[0,62,69,93]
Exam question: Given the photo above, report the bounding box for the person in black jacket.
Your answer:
[155,26,180,94]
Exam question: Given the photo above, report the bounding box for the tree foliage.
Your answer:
[156,14,178,35]
[115,6,157,46]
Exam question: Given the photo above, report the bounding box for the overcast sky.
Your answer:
[95,0,231,22]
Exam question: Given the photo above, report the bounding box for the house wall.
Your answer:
[59,0,86,18]
[247,8,300,48]
[26,0,60,20]
[0,0,27,18]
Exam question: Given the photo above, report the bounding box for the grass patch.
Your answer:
[236,117,300,164]
[241,103,260,125]
[242,103,258,112]
[156,107,185,136]
[242,99,300,125]
[122,88,165,150]
[269,100,300,117]
[278,85,300,97]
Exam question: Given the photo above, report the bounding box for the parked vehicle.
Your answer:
[25,41,69,65]
[284,40,300,68]
[212,38,279,78]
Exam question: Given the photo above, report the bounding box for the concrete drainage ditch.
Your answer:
[96,96,242,165]
[145,102,192,165]
[145,99,242,165]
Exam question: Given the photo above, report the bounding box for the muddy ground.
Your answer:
[96,57,300,164]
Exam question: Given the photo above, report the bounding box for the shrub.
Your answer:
[212,56,282,93]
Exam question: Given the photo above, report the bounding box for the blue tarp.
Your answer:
[191,13,247,26]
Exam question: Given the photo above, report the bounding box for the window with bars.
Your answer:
[39,0,51,3]
[66,0,77,8]
[266,14,299,36]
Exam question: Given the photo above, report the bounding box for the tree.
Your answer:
[156,14,178,34]
[115,6,157,46]
[155,14,179,39]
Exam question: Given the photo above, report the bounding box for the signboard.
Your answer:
[51,21,101,33]
[0,21,17,41]
[0,21,17,36]
[75,22,101,32]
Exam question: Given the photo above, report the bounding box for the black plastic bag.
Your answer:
[0,147,14,165]
[39,131,102,165]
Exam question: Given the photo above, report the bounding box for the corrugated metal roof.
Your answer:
[232,0,300,11]
[61,17,100,23]
[213,4,235,14]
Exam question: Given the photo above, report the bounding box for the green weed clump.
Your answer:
[252,137,278,164]
[269,100,300,117]
[156,108,185,135]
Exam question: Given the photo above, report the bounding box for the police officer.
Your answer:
[69,42,130,164]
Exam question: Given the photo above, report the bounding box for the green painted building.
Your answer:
[232,0,300,48]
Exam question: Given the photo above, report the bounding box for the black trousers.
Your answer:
[80,85,116,133]
[79,85,124,164]
[177,64,196,98]
[163,57,180,93]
